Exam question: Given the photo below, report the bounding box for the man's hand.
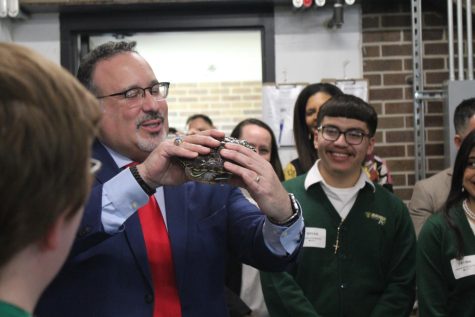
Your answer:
[137,129,225,188]
[220,142,293,222]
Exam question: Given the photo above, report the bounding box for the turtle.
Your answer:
[177,136,256,184]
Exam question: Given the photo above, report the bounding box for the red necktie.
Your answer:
[130,164,181,317]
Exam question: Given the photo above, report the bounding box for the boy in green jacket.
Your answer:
[261,94,416,317]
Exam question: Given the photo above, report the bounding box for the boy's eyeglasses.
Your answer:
[317,125,370,145]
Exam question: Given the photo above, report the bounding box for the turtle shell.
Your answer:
[177,136,256,184]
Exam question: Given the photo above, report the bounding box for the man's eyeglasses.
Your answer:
[90,158,102,175]
[317,125,370,145]
[96,82,170,105]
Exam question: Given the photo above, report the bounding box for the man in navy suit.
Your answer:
[35,41,303,317]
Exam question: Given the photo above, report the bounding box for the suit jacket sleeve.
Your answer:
[224,187,302,271]
[72,141,143,254]
[70,182,112,255]
[408,180,434,237]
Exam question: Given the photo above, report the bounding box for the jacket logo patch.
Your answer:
[365,212,386,225]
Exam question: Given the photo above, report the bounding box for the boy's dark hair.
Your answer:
[316,94,378,136]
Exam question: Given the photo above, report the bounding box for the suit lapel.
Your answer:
[164,185,189,291]
[93,140,153,290]
[124,212,154,290]
[93,140,120,185]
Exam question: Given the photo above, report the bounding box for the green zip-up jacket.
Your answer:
[261,175,416,317]
[0,300,30,317]
[417,204,475,317]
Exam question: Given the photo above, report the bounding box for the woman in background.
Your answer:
[417,129,475,316]
[284,83,342,180]
[225,118,284,317]
[232,118,284,181]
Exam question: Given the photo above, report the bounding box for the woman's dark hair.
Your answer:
[293,83,343,173]
[231,118,284,181]
[444,129,475,259]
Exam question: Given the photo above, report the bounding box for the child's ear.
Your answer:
[38,214,67,251]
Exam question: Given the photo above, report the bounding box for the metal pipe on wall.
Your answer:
[448,0,455,80]
[457,0,464,80]
[412,0,426,181]
[467,0,473,80]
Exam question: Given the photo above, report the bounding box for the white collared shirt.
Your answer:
[101,145,167,232]
[305,160,375,220]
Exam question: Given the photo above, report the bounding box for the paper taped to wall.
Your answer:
[262,83,307,147]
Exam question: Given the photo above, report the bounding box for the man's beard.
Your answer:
[137,132,164,152]
[136,112,166,152]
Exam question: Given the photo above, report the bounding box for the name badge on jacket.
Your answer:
[451,255,475,279]
[303,227,326,248]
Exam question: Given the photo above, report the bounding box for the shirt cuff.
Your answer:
[102,168,149,233]
[262,214,304,256]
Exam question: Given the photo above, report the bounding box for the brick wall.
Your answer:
[167,2,454,203]
[167,81,262,135]
[362,2,449,201]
